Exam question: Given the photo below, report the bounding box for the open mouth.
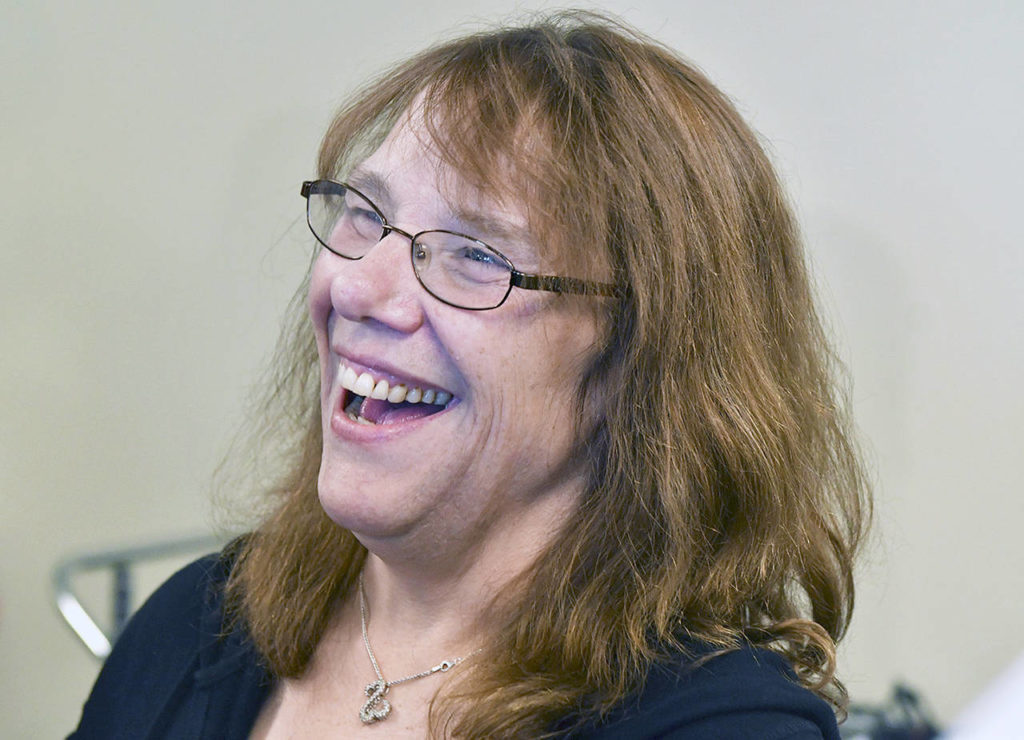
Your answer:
[338,361,454,426]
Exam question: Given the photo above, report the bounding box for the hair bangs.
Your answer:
[317,23,614,282]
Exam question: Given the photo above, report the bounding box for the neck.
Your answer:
[350,485,578,675]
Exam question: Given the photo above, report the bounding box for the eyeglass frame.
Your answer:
[300,179,619,311]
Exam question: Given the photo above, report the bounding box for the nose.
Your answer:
[325,231,425,334]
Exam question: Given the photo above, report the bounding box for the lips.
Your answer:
[336,359,454,426]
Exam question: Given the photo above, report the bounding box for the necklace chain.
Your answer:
[357,573,472,724]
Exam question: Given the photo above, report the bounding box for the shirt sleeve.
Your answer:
[657,709,826,739]
[572,645,839,740]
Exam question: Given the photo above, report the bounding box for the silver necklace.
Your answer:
[357,573,472,724]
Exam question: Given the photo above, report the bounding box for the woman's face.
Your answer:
[308,113,603,564]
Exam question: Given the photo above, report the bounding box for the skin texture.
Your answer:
[235,17,867,736]
[255,110,606,736]
[308,109,601,599]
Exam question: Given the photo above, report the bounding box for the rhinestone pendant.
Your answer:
[359,679,392,724]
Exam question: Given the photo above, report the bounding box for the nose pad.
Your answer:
[327,233,425,333]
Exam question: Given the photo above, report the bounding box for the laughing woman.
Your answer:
[71,12,868,739]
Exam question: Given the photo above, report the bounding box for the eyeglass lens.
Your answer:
[305,181,515,310]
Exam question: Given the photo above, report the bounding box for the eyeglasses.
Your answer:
[301,180,618,310]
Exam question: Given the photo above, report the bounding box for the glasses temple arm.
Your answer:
[511,272,620,298]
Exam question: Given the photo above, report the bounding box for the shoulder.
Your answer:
[576,643,839,740]
[69,550,235,737]
[120,552,230,645]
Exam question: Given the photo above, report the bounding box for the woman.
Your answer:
[72,11,868,739]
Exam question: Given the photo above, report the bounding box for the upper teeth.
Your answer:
[340,364,451,407]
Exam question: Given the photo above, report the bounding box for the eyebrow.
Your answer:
[345,166,533,256]
[448,206,531,249]
[346,168,394,210]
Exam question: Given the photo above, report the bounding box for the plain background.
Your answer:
[3,1,1022,736]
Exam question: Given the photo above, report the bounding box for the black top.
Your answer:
[69,553,839,739]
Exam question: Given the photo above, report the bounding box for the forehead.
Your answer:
[348,113,540,262]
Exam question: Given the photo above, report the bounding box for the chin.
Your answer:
[315,465,412,542]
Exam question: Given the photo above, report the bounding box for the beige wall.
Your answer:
[3,1,1021,735]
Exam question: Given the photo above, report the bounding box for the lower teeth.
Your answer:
[342,390,448,426]
[344,393,370,424]
[346,410,375,425]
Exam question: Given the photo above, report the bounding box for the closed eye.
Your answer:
[459,245,502,265]
[350,206,383,228]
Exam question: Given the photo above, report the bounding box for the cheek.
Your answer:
[482,320,598,433]
[308,254,337,403]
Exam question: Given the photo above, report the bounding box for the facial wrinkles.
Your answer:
[346,168,394,211]
[440,389,565,545]
[312,111,602,560]
[439,170,540,265]
[349,161,537,269]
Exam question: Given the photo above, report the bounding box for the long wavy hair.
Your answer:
[224,11,869,737]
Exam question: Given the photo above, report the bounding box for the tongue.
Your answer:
[360,397,445,425]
